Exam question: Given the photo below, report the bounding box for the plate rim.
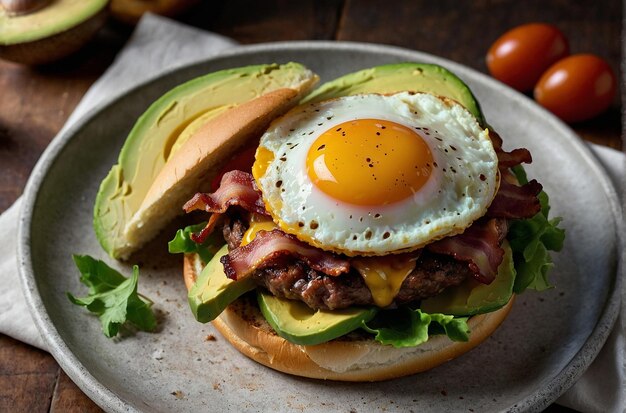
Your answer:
[17,40,623,413]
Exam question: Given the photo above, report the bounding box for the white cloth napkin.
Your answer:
[0,13,237,350]
[0,13,623,412]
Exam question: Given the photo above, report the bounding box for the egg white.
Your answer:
[254,92,499,256]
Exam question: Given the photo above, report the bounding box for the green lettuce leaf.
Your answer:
[362,307,469,348]
[168,222,222,263]
[68,255,157,338]
[508,166,565,293]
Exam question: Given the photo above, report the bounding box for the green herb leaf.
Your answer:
[72,254,126,294]
[68,255,156,338]
[362,307,469,348]
[168,222,222,263]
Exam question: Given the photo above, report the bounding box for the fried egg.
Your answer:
[252,92,499,256]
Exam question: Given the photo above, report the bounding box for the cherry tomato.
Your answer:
[211,145,258,190]
[534,54,616,123]
[487,23,569,92]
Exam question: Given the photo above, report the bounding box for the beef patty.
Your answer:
[221,214,472,310]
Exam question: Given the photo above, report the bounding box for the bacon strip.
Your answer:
[189,213,223,244]
[490,129,533,169]
[183,171,269,243]
[221,229,350,280]
[487,177,543,219]
[183,170,267,214]
[427,218,506,284]
[489,130,504,150]
[486,129,542,219]
[497,147,532,168]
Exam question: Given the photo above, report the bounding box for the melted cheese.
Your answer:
[352,255,417,307]
[241,216,277,246]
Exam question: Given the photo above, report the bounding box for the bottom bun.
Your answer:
[183,254,514,382]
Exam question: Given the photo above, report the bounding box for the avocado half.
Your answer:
[303,63,484,125]
[94,63,317,259]
[0,0,109,65]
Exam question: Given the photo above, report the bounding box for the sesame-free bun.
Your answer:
[183,253,514,382]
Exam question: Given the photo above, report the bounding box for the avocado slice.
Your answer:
[258,291,378,346]
[303,63,484,125]
[420,242,516,316]
[0,0,108,65]
[188,245,256,323]
[94,63,316,259]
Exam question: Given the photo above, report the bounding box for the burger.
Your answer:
[99,62,564,381]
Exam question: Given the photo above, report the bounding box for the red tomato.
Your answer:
[534,54,616,123]
[211,145,258,190]
[487,23,569,92]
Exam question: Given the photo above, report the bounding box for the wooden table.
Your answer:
[0,1,621,411]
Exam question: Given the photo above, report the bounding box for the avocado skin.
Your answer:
[258,291,378,346]
[0,0,108,45]
[188,245,255,323]
[303,62,485,125]
[0,0,109,65]
[420,242,516,316]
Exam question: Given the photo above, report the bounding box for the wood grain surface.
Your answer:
[0,1,621,411]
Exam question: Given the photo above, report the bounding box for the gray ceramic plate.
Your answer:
[18,42,622,412]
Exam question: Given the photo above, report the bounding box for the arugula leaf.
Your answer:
[509,166,565,294]
[362,307,469,348]
[72,254,126,294]
[68,255,156,338]
[168,222,222,263]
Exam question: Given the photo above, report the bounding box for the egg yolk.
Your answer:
[306,119,433,206]
[252,146,275,180]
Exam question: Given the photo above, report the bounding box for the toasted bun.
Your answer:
[183,253,514,382]
[123,73,317,257]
